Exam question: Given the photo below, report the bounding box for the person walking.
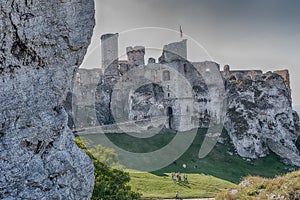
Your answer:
[175,191,179,199]
[177,172,181,183]
[172,172,176,183]
[184,173,188,183]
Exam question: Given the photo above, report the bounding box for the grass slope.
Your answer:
[153,129,299,184]
[129,172,235,199]
[81,128,299,184]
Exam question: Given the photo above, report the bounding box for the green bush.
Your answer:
[75,137,141,200]
[257,183,266,189]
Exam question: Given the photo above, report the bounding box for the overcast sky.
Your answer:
[81,0,300,106]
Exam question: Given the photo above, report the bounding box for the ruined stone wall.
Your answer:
[221,65,291,88]
[74,68,101,106]
[274,69,290,89]
[192,61,225,125]
[159,40,187,63]
[222,65,263,81]
[70,68,101,128]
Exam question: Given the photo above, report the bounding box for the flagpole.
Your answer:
[180,25,183,39]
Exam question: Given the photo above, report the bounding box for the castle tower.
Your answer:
[126,46,145,67]
[159,39,187,63]
[101,33,119,76]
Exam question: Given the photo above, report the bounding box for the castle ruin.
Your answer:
[71,32,300,166]
[72,33,294,133]
[95,33,225,132]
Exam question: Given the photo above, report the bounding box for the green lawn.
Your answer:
[80,128,299,184]
[79,128,299,198]
[128,171,235,199]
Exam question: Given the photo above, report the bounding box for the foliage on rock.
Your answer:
[75,137,141,200]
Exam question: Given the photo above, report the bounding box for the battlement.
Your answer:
[126,46,145,53]
[126,46,145,66]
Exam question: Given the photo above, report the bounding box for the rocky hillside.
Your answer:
[0,1,95,199]
[216,169,300,199]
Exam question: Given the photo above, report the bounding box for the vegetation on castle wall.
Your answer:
[75,137,141,200]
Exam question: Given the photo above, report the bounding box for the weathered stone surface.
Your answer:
[126,46,145,66]
[224,71,300,166]
[158,40,187,63]
[0,1,95,199]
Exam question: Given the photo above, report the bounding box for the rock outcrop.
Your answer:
[224,70,300,166]
[0,1,95,199]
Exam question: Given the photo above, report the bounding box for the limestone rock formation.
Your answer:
[224,70,300,166]
[0,1,95,199]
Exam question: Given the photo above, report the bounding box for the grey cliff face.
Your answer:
[0,1,95,199]
[224,72,300,166]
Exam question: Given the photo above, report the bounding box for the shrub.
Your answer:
[75,137,141,200]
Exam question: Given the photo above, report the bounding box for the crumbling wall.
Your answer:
[274,69,290,89]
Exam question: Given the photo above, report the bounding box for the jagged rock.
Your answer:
[0,1,95,199]
[224,72,300,166]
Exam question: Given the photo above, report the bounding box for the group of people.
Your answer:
[171,172,188,184]
[129,111,151,120]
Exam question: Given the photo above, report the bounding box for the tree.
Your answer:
[89,144,122,169]
[75,137,141,200]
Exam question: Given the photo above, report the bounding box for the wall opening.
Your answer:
[163,70,170,81]
[167,106,173,129]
